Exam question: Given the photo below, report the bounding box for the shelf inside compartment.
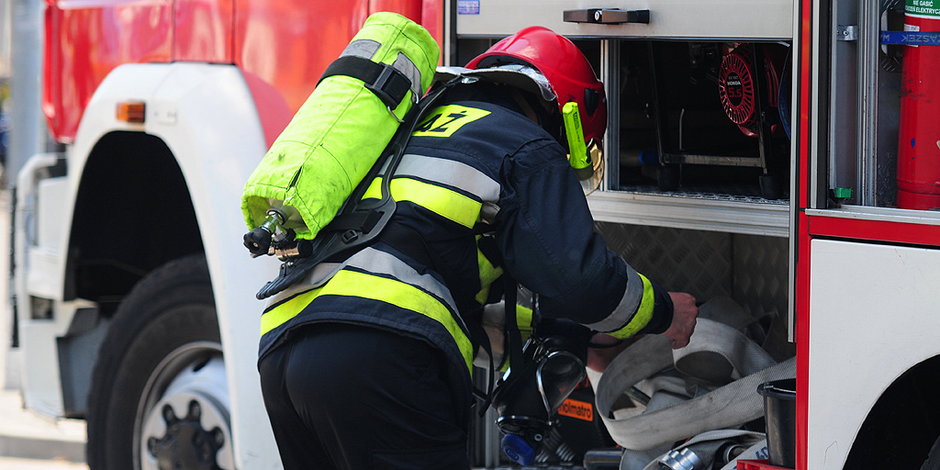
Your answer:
[615,185,789,206]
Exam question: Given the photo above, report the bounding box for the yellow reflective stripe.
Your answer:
[474,286,491,305]
[474,244,504,304]
[362,176,482,228]
[391,178,481,228]
[260,269,474,371]
[260,287,324,336]
[608,273,656,339]
[515,304,534,340]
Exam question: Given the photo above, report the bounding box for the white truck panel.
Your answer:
[51,63,281,469]
[808,239,940,469]
[455,0,793,39]
[36,177,68,257]
[25,177,69,300]
[25,247,59,299]
[15,164,93,418]
[15,153,69,416]
[19,300,93,417]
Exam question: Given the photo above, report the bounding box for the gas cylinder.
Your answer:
[896,0,940,209]
[241,12,439,240]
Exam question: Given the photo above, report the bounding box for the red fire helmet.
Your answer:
[466,26,607,143]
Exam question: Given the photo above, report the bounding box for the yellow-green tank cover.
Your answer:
[241,12,440,240]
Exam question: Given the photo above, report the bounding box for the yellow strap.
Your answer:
[474,286,492,305]
[499,304,534,373]
[515,304,534,340]
[474,243,504,304]
[608,273,656,339]
[260,269,474,371]
[363,177,482,228]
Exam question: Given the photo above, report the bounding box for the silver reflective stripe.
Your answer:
[395,154,501,202]
[263,248,463,328]
[344,247,460,314]
[264,262,344,308]
[393,52,423,101]
[584,259,645,333]
[340,39,381,60]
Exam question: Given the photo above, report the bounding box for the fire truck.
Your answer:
[12,0,940,469]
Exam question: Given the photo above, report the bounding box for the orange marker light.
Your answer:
[116,101,146,123]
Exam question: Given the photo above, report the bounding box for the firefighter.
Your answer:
[257,26,698,470]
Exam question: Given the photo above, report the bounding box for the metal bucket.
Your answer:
[757,378,796,468]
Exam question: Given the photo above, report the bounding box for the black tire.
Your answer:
[86,254,234,470]
[923,434,940,470]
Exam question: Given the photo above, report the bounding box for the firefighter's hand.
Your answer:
[662,292,698,349]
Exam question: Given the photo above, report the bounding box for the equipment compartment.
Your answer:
[613,40,792,200]
[454,36,793,236]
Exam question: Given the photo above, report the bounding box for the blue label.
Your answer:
[755,446,771,460]
[458,0,480,15]
[880,30,940,45]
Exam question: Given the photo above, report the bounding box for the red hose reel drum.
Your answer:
[896,0,940,209]
[718,45,782,137]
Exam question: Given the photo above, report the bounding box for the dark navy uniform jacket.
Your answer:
[258,81,673,397]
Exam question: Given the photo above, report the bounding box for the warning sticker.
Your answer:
[907,0,940,18]
[458,0,480,15]
[413,105,490,138]
[558,398,594,422]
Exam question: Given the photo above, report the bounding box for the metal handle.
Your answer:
[563,8,650,24]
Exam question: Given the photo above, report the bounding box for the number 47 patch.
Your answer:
[413,105,491,138]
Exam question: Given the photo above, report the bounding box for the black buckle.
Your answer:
[342,230,360,243]
[365,65,402,109]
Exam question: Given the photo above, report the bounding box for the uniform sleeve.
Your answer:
[496,139,673,338]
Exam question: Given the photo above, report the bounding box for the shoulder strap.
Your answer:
[503,277,523,377]
[319,56,413,110]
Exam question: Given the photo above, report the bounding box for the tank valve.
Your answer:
[243,208,292,257]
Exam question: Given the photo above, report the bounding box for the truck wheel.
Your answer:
[86,254,235,470]
[922,434,940,470]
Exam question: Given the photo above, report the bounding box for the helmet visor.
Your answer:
[435,64,556,103]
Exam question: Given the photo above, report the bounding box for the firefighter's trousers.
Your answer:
[258,323,471,470]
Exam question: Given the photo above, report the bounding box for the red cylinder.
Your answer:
[896,0,940,209]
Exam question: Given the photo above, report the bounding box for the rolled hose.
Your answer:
[595,328,795,451]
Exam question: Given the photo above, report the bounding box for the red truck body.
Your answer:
[43,0,442,145]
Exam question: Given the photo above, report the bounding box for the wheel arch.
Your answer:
[843,354,940,469]
[65,130,204,309]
